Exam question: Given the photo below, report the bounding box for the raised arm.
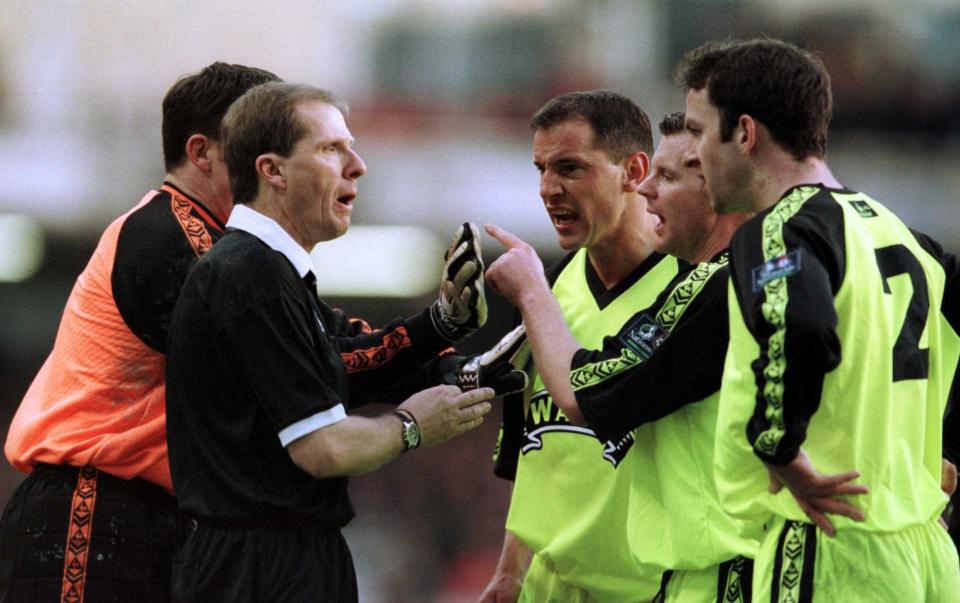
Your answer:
[484,224,585,424]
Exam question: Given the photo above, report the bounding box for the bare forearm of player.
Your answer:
[500,529,533,571]
[517,286,586,425]
[287,414,403,478]
[480,490,533,602]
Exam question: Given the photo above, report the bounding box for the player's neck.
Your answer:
[247,192,317,252]
[752,155,840,214]
[688,213,752,264]
[586,237,656,290]
[165,170,232,224]
[586,194,658,289]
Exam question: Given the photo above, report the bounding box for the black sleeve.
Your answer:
[910,229,960,334]
[908,230,960,464]
[945,371,960,465]
[326,305,449,408]
[113,192,218,352]
[945,250,960,334]
[728,197,845,465]
[574,263,728,443]
[217,284,345,434]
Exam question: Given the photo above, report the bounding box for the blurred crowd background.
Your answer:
[0,1,958,601]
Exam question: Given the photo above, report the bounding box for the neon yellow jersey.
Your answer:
[717,185,960,532]
[506,248,679,602]
[567,254,760,574]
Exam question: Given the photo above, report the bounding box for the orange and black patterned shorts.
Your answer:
[0,464,181,603]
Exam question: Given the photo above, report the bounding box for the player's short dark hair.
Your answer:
[659,112,687,137]
[530,90,653,161]
[676,38,832,160]
[162,62,280,171]
[222,82,348,205]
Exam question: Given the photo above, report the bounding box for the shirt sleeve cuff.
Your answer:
[278,403,347,447]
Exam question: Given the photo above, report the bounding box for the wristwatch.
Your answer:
[393,409,420,452]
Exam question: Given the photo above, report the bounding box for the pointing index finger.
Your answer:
[485,224,527,250]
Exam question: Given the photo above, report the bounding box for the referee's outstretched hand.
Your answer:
[766,449,868,537]
[399,385,495,448]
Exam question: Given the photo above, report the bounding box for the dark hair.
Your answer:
[530,90,653,161]
[221,82,348,205]
[658,112,686,137]
[676,39,832,160]
[162,62,280,171]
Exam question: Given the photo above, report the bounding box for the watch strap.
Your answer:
[393,409,420,451]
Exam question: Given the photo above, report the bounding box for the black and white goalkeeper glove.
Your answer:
[430,222,487,341]
[446,324,528,396]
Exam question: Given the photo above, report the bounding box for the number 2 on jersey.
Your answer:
[875,244,929,381]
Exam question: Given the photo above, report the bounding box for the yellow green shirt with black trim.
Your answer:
[717,184,960,532]
[504,248,678,602]
[570,251,760,575]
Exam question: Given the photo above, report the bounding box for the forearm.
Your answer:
[288,414,403,478]
[496,529,533,583]
[288,385,493,478]
[480,506,533,602]
[484,225,583,423]
[516,285,584,424]
[334,309,460,406]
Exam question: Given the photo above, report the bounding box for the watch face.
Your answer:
[404,422,421,449]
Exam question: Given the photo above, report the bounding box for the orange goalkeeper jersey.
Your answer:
[4,184,224,492]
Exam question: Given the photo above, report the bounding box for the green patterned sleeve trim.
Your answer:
[753,186,819,458]
[569,256,728,392]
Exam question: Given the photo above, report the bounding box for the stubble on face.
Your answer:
[684,88,756,216]
[532,120,628,254]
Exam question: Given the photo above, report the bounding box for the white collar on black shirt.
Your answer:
[226,205,315,278]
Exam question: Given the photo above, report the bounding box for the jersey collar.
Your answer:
[161,181,227,230]
[779,182,854,200]
[226,204,315,278]
[585,251,666,310]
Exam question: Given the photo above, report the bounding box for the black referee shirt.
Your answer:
[166,205,446,525]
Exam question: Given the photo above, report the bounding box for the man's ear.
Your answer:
[736,114,757,156]
[185,134,215,172]
[623,150,650,193]
[255,154,286,190]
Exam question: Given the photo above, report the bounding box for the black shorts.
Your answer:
[172,518,356,602]
[0,463,181,603]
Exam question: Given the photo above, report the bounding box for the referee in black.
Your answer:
[165,82,494,602]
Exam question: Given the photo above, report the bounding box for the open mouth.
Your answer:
[549,208,579,228]
[647,209,664,233]
[337,193,355,206]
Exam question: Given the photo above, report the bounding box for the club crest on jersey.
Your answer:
[849,199,878,218]
[619,314,668,361]
[521,390,634,467]
[752,249,803,292]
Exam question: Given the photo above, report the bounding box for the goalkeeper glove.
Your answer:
[448,324,528,396]
[430,222,487,341]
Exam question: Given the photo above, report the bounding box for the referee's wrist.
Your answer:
[393,408,421,452]
[394,408,416,424]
